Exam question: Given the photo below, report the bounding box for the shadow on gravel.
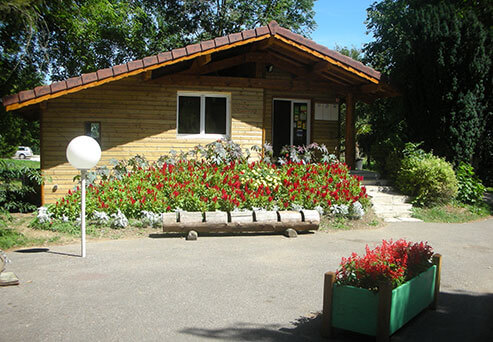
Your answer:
[179,291,493,341]
[14,248,79,257]
[14,248,49,253]
[149,231,314,239]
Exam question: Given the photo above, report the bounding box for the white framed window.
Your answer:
[176,91,231,138]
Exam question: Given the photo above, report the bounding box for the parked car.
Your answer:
[15,146,33,159]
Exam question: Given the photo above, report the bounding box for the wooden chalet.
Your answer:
[2,21,396,205]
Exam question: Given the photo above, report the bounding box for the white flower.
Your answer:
[141,211,161,227]
[351,201,365,219]
[92,211,110,225]
[111,210,128,228]
[36,206,52,224]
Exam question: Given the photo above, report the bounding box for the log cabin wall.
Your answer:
[41,75,264,204]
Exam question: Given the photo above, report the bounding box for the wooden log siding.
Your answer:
[41,75,264,204]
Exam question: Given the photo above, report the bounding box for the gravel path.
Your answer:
[1,218,492,341]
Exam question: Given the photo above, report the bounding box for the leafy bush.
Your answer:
[336,239,434,291]
[0,160,43,212]
[396,143,458,206]
[455,163,485,204]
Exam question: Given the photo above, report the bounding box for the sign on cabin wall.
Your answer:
[315,103,339,121]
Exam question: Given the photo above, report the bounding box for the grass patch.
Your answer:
[0,227,59,250]
[412,201,492,223]
[0,158,40,169]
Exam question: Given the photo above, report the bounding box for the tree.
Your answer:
[363,0,492,174]
[0,0,316,157]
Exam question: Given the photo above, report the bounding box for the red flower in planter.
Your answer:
[336,239,434,291]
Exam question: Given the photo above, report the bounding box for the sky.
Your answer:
[311,0,375,50]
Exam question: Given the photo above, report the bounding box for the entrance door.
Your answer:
[272,99,310,157]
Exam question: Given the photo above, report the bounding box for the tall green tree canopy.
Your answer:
[364,0,492,170]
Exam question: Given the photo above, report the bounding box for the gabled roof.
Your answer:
[2,21,388,111]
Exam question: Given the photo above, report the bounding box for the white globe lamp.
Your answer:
[66,135,101,170]
[66,136,101,257]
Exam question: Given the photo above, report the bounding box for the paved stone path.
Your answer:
[1,218,492,341]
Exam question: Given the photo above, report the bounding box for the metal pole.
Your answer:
[81,169,86,258]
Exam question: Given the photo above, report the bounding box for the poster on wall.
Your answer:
[314,103,339,121]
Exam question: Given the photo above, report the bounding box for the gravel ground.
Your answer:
[1,218,492,342]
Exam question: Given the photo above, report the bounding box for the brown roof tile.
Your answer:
[200,40,216,51]
[66,76,83,89]
[255,26,270,36]
[18,90,35,102]
[50,80,67,93]
[241,29,257,40]
[2,93,20,106]
[127,60,144,72]
[214,36,229,47]
[157,51,172,63]
[81,72,98,84]
[186,43,202,55]
[143,56,159,67]
[112,63,129,76]
[3,21,386,109]
[97,68,114,80]
[268,21,279,34]
[34,85,51,97]
[171,48,187,59]
[228,32,243,44]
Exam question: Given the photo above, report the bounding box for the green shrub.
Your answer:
[397,143,458,206]
[455,163,485,204]
[0,160,43,212]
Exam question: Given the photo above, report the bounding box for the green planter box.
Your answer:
[321,255,442,341]
[332,265,436,336]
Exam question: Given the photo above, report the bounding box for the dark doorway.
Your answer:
[272,100,291,157]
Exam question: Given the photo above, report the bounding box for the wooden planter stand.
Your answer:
[321,254,442,341]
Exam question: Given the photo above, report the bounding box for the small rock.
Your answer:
[284,228,298,238]
[186,230,198,241]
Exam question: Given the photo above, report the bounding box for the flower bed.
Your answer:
[321,240,441,340]
[48,159,368,221]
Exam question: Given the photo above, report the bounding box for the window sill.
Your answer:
[176,133,230,140]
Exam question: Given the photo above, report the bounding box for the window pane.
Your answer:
[205,97,226,134]
[85,122,101,145]
[178,96,200,134]
[90,123,100,139]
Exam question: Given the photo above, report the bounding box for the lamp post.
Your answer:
[66,136,101,257]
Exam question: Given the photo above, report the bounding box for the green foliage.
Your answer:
[412,201,491,223]
[364,0,492,173]
[455,163,485,204]
[0,160,42,212]
[396,143,458,206]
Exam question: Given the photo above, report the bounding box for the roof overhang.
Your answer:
[2,21,397,112]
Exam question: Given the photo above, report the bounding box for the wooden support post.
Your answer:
[376,280,392,342]
[39,104,45,206]
[345,93,356,169]
[321,271,336,338]
[431,254,442,310]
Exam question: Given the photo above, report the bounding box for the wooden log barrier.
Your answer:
[162,210,320,233]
